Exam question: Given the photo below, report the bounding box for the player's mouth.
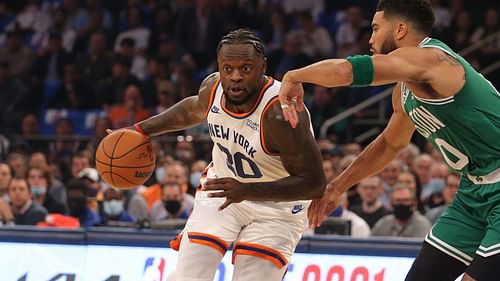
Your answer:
[229,87,244,97]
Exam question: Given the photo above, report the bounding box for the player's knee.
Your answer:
[232,255,288,281]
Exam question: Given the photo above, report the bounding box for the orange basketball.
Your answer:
[95,130,155,189]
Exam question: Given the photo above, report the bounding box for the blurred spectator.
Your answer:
[18,114,47,153]
[72,0,112,53]
[99,187,133,224]
[426,173,460,224]
[142,161,189,209]
[34,7,77,53]
[148,5,176,54]
[108,84,150,129]
[444,11,474,52]
[307,85,345,137]
[28,151,49,167]
[343,142,362,156]
[397,170,425,214]
[335,5,368,58]
[8,177,47,225]
[322,158,336,182]
[0,60,32,134]
[0,162,14,201]
[142,56,172,109]
[77,31,112,90]
[86,115,112,155]
[34,31,74,83]
[327,192,371,237]
[28,151,67,206]
[48,118,83,170]
[216,0,255,35]
[371,184,431,238]
[174,0,224,70]
[99,55,140,106]
[48,63,97,109]
[397,143,420,171]
[150,181,194,222]
[379,159,402,208]
[0,27,35,78]
[412,154,433,187]
[0,3,15,33]
[66,179,100,227]
[429,163,449,181]
[11,0,52,40]
[174,136,196,166]
[114,5,150,53]
[262,8,289,53]
[62,0,90,33]
[268,31,312,80]
[295,11,333,59]
[117,37,147,81]
[350,176,390,228]
[149,80,176,115]
[430,0,451,36]
[471,7,500,85]
[66,150,92,184]
[78,167,102,213]
[27,164,67,214]
[6,152,28,178]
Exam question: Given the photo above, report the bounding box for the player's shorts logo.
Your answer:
[142,257,165,281]
[211,105,220,114]
[291,204,304,214]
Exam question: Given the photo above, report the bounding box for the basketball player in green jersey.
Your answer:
[278,0,500,280]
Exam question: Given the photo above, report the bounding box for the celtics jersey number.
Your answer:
[435,138,469,170]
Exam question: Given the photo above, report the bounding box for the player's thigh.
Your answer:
[233,215,306,269]
[425,190,486,264]
[405,241,466,281]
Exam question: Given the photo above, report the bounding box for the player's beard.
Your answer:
[380,36,397,54]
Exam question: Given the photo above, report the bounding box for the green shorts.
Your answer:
[425,174,500,265]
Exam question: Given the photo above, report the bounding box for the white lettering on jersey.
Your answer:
[408,106,445,138]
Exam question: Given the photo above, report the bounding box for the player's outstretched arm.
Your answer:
[204,99,326,210]
[279,47,436,127]
[308,85,416,227]
[134,73,219,137]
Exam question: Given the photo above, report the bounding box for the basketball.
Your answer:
[95,130,155,189]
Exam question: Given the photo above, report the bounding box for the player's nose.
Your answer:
[230,69,243,82]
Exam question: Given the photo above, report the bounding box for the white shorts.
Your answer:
[171,191,309,268]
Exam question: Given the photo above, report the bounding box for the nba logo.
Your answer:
[142,257,165,281]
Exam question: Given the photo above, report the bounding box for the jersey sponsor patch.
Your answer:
[211,105,221,114]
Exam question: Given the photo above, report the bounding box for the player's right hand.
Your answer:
[307,184,343,228]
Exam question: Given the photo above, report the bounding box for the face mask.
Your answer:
[392,204,413,220]
[189,172,202,187]
[155,167,166,182]
[164,200,181,215]
[31,186,47,197]
[103,199,124,217]
[68,196,87,218]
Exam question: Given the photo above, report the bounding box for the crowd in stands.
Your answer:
[0,0,499,238]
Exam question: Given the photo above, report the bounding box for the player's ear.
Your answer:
[261,57,267,73]
[395,21,409,40]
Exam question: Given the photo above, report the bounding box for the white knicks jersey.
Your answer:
[203,75,313,213]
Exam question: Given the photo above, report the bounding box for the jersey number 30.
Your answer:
[217,143,263,178]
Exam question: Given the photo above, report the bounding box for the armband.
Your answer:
[346,55,374,87]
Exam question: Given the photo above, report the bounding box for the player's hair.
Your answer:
[376,0,435,36]
[216,29,265,57]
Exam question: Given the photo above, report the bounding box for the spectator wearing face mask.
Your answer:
[66,179,101,227]
[99,188,133,225]
[371,184,431,238]
[150,182,193,222]
[8,177,47,225]
[27,165,67,214]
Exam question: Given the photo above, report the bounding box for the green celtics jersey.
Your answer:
[402,38,500,176]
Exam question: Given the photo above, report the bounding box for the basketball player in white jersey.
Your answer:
[132,29,326,281]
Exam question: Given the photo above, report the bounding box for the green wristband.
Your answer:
[346,55,374,87]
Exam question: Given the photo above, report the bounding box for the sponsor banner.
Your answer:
[0,242,460,281]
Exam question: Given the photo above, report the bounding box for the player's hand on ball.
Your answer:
[203,178,247,211]
[308,183,343,228]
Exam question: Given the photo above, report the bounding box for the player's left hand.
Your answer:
[307,184,342,228]
[203,178,247,211]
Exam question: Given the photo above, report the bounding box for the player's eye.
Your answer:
[223,66,231,72]
[242,66,252,72]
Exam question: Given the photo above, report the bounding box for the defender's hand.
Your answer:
[203,178,247,211]
[308,184,343,228]
[278,73,304,128]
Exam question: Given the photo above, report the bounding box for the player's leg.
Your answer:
[169,191,247,281]
[232,254,288,281]
[464,193,500,281]
[406,180,485,281]
[231,204,306,281]
[405,241,466,281]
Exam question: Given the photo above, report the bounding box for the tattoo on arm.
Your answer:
[436,51,461,67]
